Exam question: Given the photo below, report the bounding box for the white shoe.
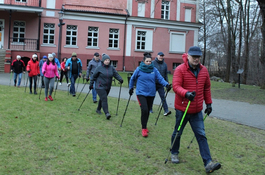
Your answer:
[67,83,71,87]
[59,83,62,85]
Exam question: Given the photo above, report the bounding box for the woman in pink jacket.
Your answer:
[42,54,60,101]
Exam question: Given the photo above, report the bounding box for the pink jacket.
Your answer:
[42,62,59,79]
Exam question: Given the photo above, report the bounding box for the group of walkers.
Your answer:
[10,46,221,173]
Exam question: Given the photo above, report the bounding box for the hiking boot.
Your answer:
[72,94,76,97]
[45,97,48,101]
[48,95,53,101]
[171,154,179,163]
[142,129,148,137]
[164,111,172,116]
[29,91,32,94]
[34,91,37,95]
[205,161,221,173]
[96,110,102,115]
[106,113,111,120]
[93,100,97,103]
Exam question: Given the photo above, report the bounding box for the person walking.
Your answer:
[86,52,101,103]
[170,46,221,173]
[65,52,82,97]
[152,51,171,116]
[129,52,171,137]
[26,54,40,94]
[39,55,48,88]
[59,57,69,86]
[89,54,123,120]
[52,52,61,70]
[42,54,60,101]
[11,55,25,87]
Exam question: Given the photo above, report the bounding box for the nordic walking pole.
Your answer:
[75,76,81,94]
[39,80,43,100]
[155,90,169,125]
[78,89,91,111]
[54,77,59,99]
[23,72,26,85]
[165,100,191,164]
[120,95,132,127]
[187,113,208,149]
[9,71,13,86]
[24,75,29,93]
[77,80,88,99]
[115,82,122,116]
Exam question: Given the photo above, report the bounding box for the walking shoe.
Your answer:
[150,109,153,113]
[142,129,148,137]
[146,128,149,133]
[205,161,221,173]
[164,111,172,116]
[48,95,53,101]
[17,86,20,88]
[67,83,71,87]
[34,91,37,95]
[93,100,97,103]
[29,91,32,94]
[72,94,76,97]
[59,83,62,85]
[106,113,111,120]
[96,110,102,115]
[45,97,48,101]
[171,154,179,164]
[14,84,16,87]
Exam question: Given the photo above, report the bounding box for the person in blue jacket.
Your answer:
[39,55,48,88]
[65,52,82,96]
[52,52,61,70]
[129,52,171,137]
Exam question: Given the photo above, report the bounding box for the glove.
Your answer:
[119,79,123,84]
[89,85,93,90]
[27,70,30,73]
[56,76,60,80]
[129,88,134,96]
[166,84,172,92]
[86,77,90,82]
[37,74,40,77]
[204,104,212,115]
[185,91,196,101]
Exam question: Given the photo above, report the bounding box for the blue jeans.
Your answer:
[156,84,169,113]
[70,74,78,95]
[171,109,212,166]
[14,73,22,86]
[91,77,97,101]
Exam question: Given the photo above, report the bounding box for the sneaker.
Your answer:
[29,91,32,94]
[146,128,149,133]
[59,83,62,85]
[72,94,76,97]
[96,110,102,115]
[106,113,111,120]
[93,100,97,103]
[205,161,221,173]
[17,86,20,88]
[34,91,37,95]
[45,97,48,101]
[48,95,53,101]
[150,109,153,113]
[142,129,148,137]
[171,154,179,164]
[67,83,71,87]
[14,84,16,87]
[164,111,172,116]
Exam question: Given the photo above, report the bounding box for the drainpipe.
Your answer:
[122,9,130,72]
[8,10,12,49]
[37,13,41,50]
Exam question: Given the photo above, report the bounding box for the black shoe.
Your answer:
[96,110,102,115]
[106,113,111,120]
[164,111,172,116]
[29,91,32,94]
[93,100,97,103]
[205,161,221,173]
[34,91,37,95]
[72,94,76,97]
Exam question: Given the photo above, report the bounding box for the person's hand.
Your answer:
[204,104,212,115]
[129,88,134,96]
[185,91,196,101]
[37,74,40,77]
[79,73,82,78]
[68,66,70,70]
[166,84,172,92]
[119,79,123,84]
[89,85,93,90]
[56,76,60,80]
[86,77,90,82]
[27,70,30,73]
[23,71,25,74]
[11,69,13,72]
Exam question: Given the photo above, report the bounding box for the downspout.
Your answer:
[37,13,41,50]
[122,9,130,72]
[8,10,12,49]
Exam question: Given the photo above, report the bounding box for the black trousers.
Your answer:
[96,89,110,114]
[137,95,155,129]
[60,70,69,83]
[29,76,37,92]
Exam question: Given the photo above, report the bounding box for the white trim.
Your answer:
[86,46,100,49]
[46,11,55,17]
[107,48,120,51]
[0,5,43,13]
[169,32,186,53]
[138,2,145,17]
[180,0,197,4]
[133,25,156,31]
[127,0,132,16]
[0,0,4,4]
[126,24,132,56]
[161,0,170,20]
[41,44,56,47]
[0,19,4,49]
[64,45,79,48]
[135,29,153,51]
[150,0,155,18]
[46,0,55,9]
[194,29,198,46]
[177,0,180,21]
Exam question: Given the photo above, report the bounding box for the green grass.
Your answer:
[0,85,265,174]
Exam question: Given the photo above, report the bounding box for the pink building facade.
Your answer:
[0,0,201,73]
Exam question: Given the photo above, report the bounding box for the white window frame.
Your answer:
[161,0,170,20]
[43,23,55,44]
[173,63,181,70]
[169,32,186,53]
[110,60,117,68]
[108,28,119,49]
[13,21,25,43]
[185,8,192,22]
[87,26,99,48]
[135,29,153,52]
[138,2,145,17]
[66,25,77,46]
[15,0,26,2]
[46,0,56,9]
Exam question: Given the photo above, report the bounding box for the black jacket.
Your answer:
[11,59,25,73]
[152,57,168,82]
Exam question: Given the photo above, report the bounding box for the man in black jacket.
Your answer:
[11,55,25,87]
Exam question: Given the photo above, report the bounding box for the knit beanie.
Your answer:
[102,54,110,62]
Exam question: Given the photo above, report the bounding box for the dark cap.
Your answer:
[94,52,99,57]
[102,54,110,62]
[72,52,77,57]
[43,56,47,59]
[157,52,164,56]
[188,46,202,56]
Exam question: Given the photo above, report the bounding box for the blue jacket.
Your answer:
[65,58,82,78]
[39,59,46,76]
[129,66,168,97]
[54,58,61,69]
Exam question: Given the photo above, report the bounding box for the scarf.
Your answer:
[139,61,154,73]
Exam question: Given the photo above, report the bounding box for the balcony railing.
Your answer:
[9,37,39,51]
[2,0,41,7]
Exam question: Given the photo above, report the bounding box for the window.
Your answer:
[43,23,55,44]
[135,29,153,51]
[170,32,185,53]
[87,59,91,67]
[87,27,98,47]
[109,28,119,48]
[161,0,170,19]
[138,2,145,17]
[13,21,25,42]
[173,63,181,69]
[66,25,77,46]
[15,0,26,2]
[185,8,192,22]
[110,61,117,68]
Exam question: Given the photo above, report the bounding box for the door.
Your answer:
[0,20,4,49]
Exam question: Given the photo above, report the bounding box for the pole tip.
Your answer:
[164,159,168,164]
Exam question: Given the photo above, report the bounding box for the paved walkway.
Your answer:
[1,72,265,130]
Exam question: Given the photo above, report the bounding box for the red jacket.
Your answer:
[172,53,212,113]
[26,59,40,77]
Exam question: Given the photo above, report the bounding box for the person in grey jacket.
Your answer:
[86,52,102,103]
[89,54,123,120]
[152,52,171,116]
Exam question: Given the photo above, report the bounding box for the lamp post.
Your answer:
[57,10,65,62]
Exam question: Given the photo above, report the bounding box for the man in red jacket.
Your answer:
[170,46,221,173]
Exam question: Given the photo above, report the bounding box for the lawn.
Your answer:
[0,85,264,174]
